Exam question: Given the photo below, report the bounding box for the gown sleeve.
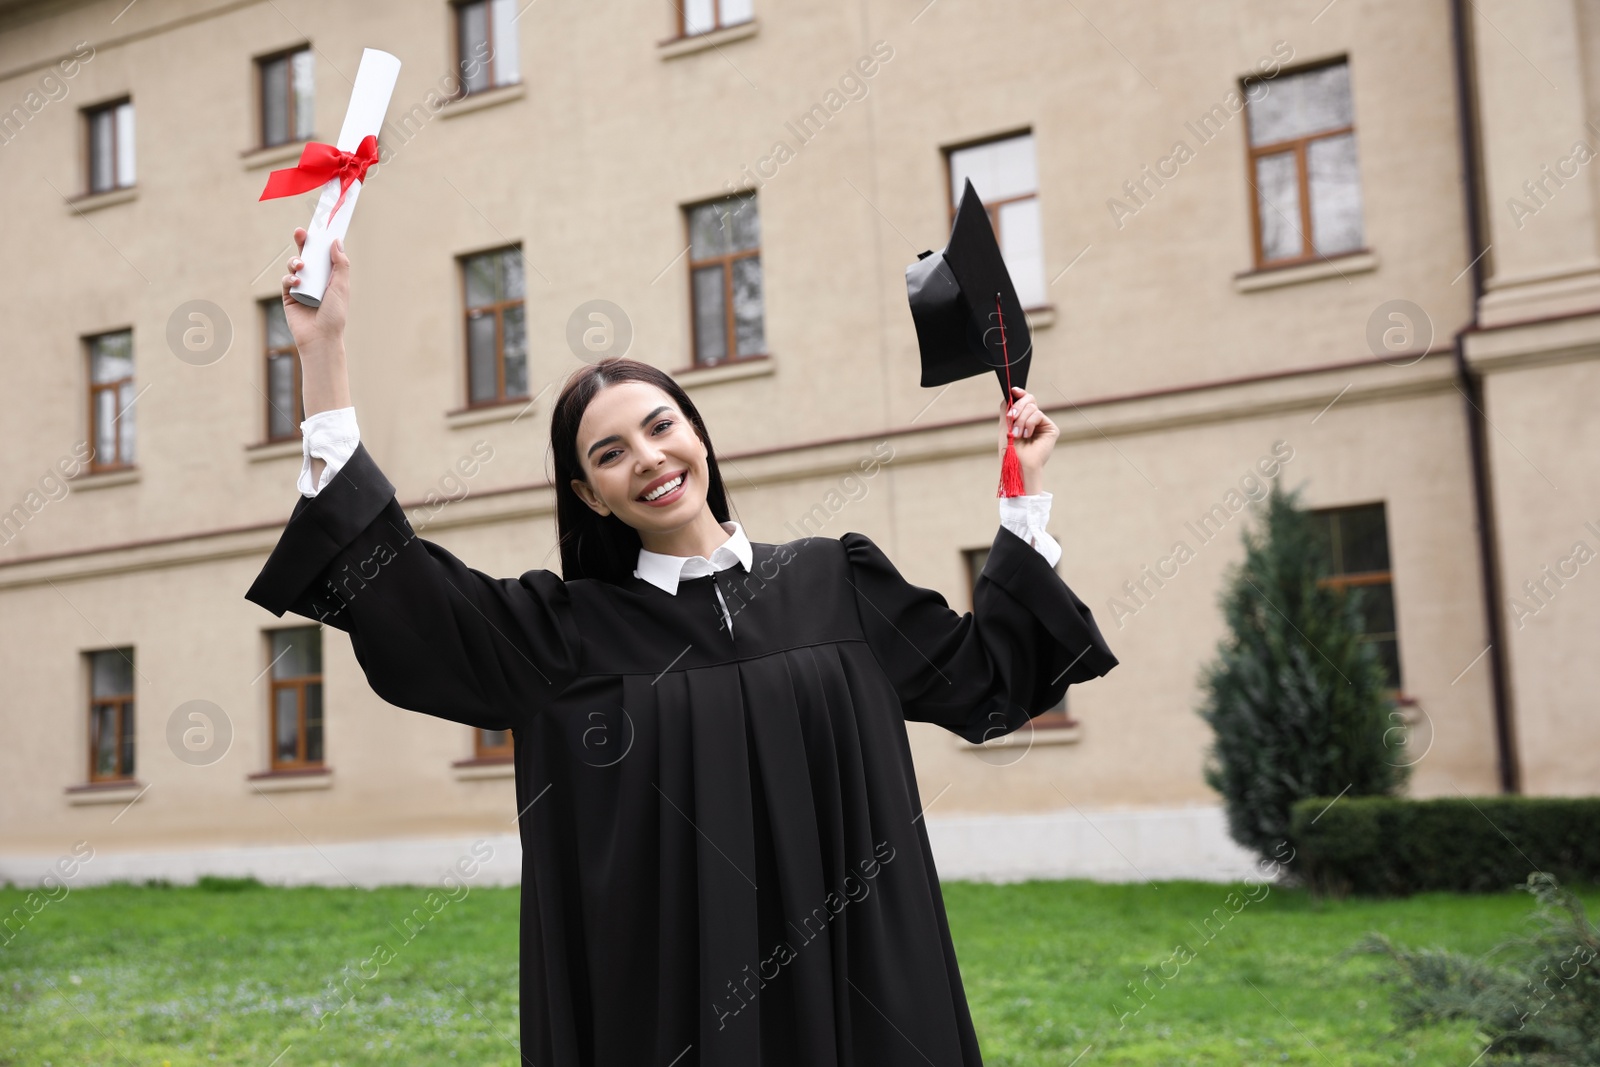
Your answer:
[244,440,580,733]
[842,524,1117,744]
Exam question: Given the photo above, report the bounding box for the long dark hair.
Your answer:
[550,358,733,585]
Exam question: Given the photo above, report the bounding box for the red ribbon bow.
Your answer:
[258,134,379,225]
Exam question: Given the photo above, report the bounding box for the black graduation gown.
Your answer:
[244,441,1118,1066]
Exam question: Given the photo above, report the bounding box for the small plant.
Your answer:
[195,875,264,893]
[1355,872,1600,1064]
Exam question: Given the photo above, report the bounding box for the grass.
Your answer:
[3,876,1593,1066]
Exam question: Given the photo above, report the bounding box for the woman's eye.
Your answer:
[653,419,673,434]
[599,449,620,464]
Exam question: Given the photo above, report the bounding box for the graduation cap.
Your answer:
[906,178,1034,496]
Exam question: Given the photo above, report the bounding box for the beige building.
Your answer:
[1,0,1595,887]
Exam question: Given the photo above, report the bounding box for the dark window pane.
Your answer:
[464,254,497,308]
[268,353,297,438]
[1370,637,1402,689]
[1353,581,1396,637]
[89,109,114,192]
[727,194,759,252]
[304,683,323,763]
[92,706,116,777]
[732,255,764,356]
[458,1,490,94]
[265,300,293,349]
[120,703,135,776]
[502,304,527,396]
[499,250,525,301]
[91,649,133,697]
[1254,150,1302,261]
[692,265,727,365]
[261,55,289,146]
[1309,132,1363,255]
[467,311,498,401]
[1247,62,1353,146]
[1339,504,1389,573]
[688,202,732,259]
[91,332,133,381]
[275,688,299,763]
[271,627,321,678]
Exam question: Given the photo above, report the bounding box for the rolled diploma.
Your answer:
[291,48,402,308]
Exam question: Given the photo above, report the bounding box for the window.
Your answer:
[84,98,134,194]
[263,300,302,441]
[678,0,753,37]
[946,132,1047,310]
[87,649,135,782]
[963,547,1074,727]
[453,0,520,95]
[269,627,324,770]
[1312,502,1401,689]
[1243,59,1363,267]
[476,728,514,761]
[257,46,314,148]
[87,330,134,471]
[461,246,527,405]
[686,193,765,367]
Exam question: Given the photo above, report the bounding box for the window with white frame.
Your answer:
[947,132,1048,310]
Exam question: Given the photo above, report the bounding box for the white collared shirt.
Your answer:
[296,407,1064,607]
[635,519,753,633]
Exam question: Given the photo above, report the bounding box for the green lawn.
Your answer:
[3,876,1590,1066]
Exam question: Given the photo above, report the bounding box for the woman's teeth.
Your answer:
[642,474,684,501]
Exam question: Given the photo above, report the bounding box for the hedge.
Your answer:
[1289,795,1600,896]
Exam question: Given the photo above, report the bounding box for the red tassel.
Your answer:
[998,433,1026,497]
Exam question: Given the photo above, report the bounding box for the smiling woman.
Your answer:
[246,230,1118,1065]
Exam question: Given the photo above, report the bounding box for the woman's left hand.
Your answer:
[999,386,1059,493]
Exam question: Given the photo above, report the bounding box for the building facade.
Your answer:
[0,0,1594,885]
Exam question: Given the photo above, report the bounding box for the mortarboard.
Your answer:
[905,178,1034,496]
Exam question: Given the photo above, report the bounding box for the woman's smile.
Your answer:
[638,469,688,506]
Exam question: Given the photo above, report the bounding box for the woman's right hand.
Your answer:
[281,227,352,362]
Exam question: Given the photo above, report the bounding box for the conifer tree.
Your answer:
[1198,483,1407,864]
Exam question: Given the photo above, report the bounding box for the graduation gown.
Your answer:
[244,441,1118,1066]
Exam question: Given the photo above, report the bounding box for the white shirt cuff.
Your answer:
[297,406,361,497]
[998,491,1062,569]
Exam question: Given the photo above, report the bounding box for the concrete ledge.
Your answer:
[0,832,524,888]
[66,186,137,214]
[440,81,526,120]
[240,140,314,171]
[658,19,758,59]
[68,466,140,491]
[672,356,774,388]
[924,805,1265,884]
[0,807,1264,887]
[1233,250,1378,293]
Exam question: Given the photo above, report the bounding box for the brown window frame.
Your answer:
[684,193,765,369]
[450,0,516,98]
[263,299,304,443]
[963,547,1075,728]
[86,329,135,473]
[459,244,528,408]
[674,0,754,39]
[941,129,1048,311]
[268,627,325,772]
[255,45,312,150]
[83,96,133,195]
[1242,57,1360,270]
[474,728,515,761]
[1311,502,1402,692]
[87,649,136,783]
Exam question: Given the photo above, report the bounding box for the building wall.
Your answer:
[0,0,1582,876]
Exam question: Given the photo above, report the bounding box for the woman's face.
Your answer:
[570,381,711,534]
